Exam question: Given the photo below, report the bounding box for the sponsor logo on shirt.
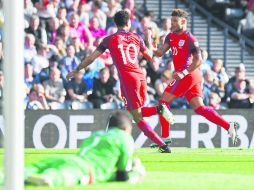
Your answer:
[178,40,185,47]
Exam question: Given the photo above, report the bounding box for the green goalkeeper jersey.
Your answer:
[77,128,135,183]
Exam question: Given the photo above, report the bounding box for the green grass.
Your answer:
[1,148,254,190]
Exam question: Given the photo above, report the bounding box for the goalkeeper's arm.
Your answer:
[115,158,146,184]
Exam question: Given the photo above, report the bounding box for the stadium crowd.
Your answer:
[0,0,253,110]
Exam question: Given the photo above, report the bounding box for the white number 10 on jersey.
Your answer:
[118,44,138,64]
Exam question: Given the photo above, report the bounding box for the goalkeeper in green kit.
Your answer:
[23,111,145,187]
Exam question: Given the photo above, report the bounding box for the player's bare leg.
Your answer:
[190,96,239,145]
[129,108,170,153]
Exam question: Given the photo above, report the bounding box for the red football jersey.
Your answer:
[164,31,200,72]
[97,29,147,81]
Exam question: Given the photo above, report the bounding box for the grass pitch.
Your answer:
[2,148,254,190]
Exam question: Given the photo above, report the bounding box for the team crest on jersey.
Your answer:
[178,40,185,47]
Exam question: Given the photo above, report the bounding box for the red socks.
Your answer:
[195,106,230,130]
[137,120,165,146]
[140,100,171,138]
[159,100,170,138]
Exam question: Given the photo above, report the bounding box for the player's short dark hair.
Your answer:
[171,9,188,19]
[93,0,102,9]
[108,110,133,130]
[114,10,130,27]
[144,10,154,18]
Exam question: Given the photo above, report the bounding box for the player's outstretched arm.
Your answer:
[127,158,146,184]
[66,50,102,80]
[142,50,153,62]
[115,158,146,184]
[153,43,170,57]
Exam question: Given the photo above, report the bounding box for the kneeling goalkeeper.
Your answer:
[24,110,145,186]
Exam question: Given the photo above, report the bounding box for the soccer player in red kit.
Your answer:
[149,9,238,145]
[66,10,173,153]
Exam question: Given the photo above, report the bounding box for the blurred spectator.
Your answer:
[89,17,107,38]
[89,0,107,29]
[109,64,123,107]
[141,18,160,45]
[43,68,66,109]
[24,63,36,94]
[208,92,226,110]
[211,58,229,94]
[228,79,252,108]
[203,69,220,105]
[36,55,59,83]
[146,57,162,86]
[124,0,135,17]
[77,2,90,26]
[64,0,80,12]
[225,63,250,101]
[71,36,86,58]
[69,13,94,46]
[24,34,37,63]
[36,0,56,19]
[200,49,213,75]
[83,46,105,90]
[124,8,140,32]
[66,70,91,109]
[51,0,61,15]
[60,44,80,80]
[59,24,72,47]
[160,17,171,37]
[26,84,49,110]
[57,7,68,26]
[238,2,254,38]
[24,0,38,23]
[106,0,121,29]
[140,66,156,105]
[166,59,174,72]
[88,67,116,108]
[46,17,60,44]
[107,25,118,35]
[26,88,45,110]
[25,14,47,47]
[139,11,159,40]
[143,11,158,29]
[154,69,172,98]
[49,37,67,59]
[31,44,49,75]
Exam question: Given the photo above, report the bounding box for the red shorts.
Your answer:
[120,79,146,110]
[164,70,203,102]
